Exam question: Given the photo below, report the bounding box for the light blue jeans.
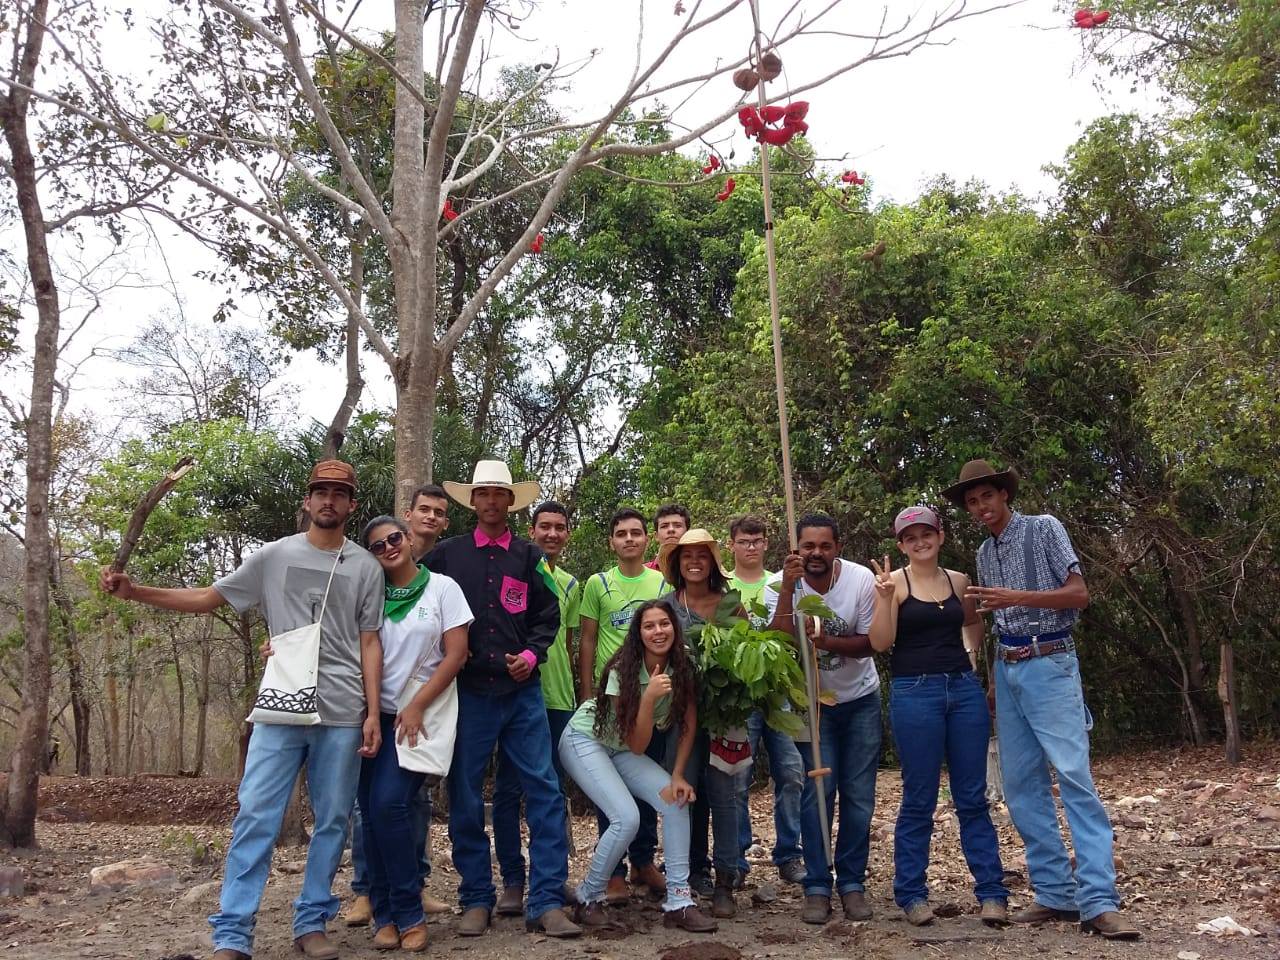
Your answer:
[559,728,695,912]
[210,722,363,955]
[996,649,1118,922]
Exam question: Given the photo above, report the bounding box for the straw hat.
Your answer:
[657,528,732,584]
[941,459,1020,508]
[443,460,541,513]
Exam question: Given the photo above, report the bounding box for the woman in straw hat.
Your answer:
[658,529,749,918]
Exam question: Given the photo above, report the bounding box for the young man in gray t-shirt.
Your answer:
[101,460,384,960]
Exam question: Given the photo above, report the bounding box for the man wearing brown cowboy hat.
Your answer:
[943,459,1139,941]
[101,460,386,960]
[425,460,580,939]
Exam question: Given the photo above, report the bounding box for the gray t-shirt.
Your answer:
[215,534,385,726]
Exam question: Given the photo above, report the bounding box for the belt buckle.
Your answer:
[1030,635,1041,658]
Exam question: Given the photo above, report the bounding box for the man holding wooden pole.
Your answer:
[100,460,385,960]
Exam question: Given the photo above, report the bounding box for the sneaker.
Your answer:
[605,874,630,904]
[801,894,832,925]
[1081,911,1141,940]
[778,859,806,885]
[663,904,719,933]
[903,901,934,927]
[690,872,714,899]
[1010,902,1080,924]
[840,890,873,921]
[980,899,1009,927]
[495,885,524,917]
[342,894,373,927]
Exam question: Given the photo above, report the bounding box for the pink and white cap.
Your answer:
[893,505,942,538]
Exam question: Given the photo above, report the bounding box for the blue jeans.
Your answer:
[736,708,804,872]
[889,672,1007,909]
[796,691,881,897]
[210,722,362,955]
[595,725,667,878]
[996,649,1118,922]
[559,728,695,912]
[357,712,428,931]
[687,731,744,881]
[493,707,574,888]
[351,781,431,895]
[448,683,569,921]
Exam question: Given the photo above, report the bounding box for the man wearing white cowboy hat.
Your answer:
[425,460,580,939]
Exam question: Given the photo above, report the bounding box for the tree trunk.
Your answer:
[50,555,92,775]
[0,0,58,847]
[238,610,256,777]
[124,648,137,775]
[393,352,440,510]
[1218,640,1242,764]
[1166,564,1209,742]
[321,226,367,460]
[194,640,211,777]
[169,628,186,773]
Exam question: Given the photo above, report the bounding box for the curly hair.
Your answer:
[594,599,696,744]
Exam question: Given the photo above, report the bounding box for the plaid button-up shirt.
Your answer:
[976,511,1083,637]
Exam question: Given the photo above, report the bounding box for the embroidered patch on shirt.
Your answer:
[500,575,528,615]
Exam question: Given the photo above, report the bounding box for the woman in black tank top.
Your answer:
[868,507,1009,928]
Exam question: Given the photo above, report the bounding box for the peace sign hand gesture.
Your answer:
[869,555,895,600]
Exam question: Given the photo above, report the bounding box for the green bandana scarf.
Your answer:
[384,564,431,623]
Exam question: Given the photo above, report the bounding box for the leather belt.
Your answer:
[997,633,1073,663]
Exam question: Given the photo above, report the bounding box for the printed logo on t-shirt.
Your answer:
[609,600,645,630]
[817,613,851,672]
[500,576,528,615]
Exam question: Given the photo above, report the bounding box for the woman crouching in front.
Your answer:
[559,600,717,932]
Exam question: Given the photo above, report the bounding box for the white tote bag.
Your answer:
[393,594,459,777]
[247,549,343,726]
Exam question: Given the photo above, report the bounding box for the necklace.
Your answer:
[914,569,950,610]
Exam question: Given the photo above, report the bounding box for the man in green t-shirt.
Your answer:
[578,507,672,903]
[728,515,807,887]
[492,501,581,917]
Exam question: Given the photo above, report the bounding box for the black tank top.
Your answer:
[890,569,972,677]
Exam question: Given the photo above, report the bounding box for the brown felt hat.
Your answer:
[941,459,1019,508]
[308,459,358,493]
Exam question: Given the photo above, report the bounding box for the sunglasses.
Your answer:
[367,530,407,556]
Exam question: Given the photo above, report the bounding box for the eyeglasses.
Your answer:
[367,530,407,556]
[733,538,766,549]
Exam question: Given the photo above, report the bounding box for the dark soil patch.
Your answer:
[22,774,238,825]
[659,942,742,960]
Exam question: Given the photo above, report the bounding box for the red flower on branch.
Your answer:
[739,100,810,148]
[442,199,458,222]
[841,170,866,186]
[716,177,736,202]
[530,233,544,254]
[738,106,763,139]
[701,155,721,175]
[1073,8,1110,28]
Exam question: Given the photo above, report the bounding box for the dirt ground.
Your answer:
[2,744,1277,959]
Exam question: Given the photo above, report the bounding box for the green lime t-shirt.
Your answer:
[540,565,581,712]
[579,566,671,681]
[729,569,776,608]
[568,662,672,750]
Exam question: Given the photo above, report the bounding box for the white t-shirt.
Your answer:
[378,573,474,709]
[763,558,879,709]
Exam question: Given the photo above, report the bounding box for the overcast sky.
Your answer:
[1,0,1154,434]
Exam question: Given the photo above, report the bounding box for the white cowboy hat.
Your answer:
[443,460,542,513]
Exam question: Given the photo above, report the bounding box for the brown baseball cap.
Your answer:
[308,459,357,493]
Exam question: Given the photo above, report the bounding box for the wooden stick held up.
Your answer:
[109,456,196,573]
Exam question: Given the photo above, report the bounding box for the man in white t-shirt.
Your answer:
[764,513,881,926]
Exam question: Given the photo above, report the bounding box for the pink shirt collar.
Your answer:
[473,528,513,550]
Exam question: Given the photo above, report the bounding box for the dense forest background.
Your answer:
[2,1,1278,784]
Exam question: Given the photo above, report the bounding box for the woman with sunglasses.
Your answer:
[358,516,473,951]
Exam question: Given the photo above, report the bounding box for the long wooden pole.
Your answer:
[748,0,834,869]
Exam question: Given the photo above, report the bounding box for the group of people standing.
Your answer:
[99,455,1139,960]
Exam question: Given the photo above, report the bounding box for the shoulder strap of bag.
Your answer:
[1021,516,1047,592]
[396,581,449,705]
[315,546,344,624]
